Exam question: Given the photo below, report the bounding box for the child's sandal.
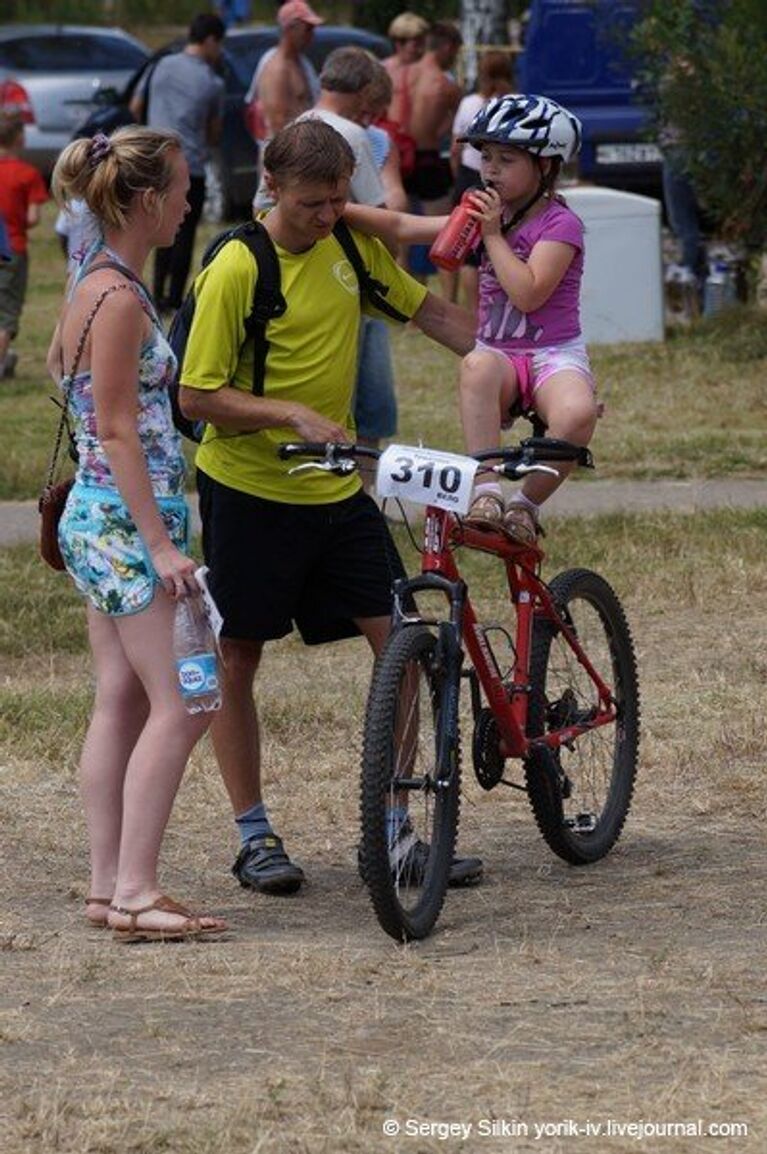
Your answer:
[502,504,539,545]
[465,493,505,530]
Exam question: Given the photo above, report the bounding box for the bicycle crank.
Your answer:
[472,708,506,791]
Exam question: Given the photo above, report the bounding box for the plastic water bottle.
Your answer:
[173,594,221,713]
[428,190,482,271]
[703,260,736,316]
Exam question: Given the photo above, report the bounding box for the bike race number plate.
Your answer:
[376,444,479,514]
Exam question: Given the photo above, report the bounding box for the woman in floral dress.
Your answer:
[48,127,227,942]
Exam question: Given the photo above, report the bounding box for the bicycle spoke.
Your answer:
[360,627,460,940]
[527,569,640,864]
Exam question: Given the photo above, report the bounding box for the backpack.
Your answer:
[168,217,410,442]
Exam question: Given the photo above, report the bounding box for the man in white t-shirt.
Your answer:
[253,46,384,211]
[55,200,100,273]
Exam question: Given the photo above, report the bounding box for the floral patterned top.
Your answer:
[65,330,185,498]
[63,247,185,499]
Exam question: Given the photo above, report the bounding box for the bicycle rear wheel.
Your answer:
[526,568,640,864]
[360,626,460,941]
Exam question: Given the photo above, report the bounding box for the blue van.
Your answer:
[515,0,662,194]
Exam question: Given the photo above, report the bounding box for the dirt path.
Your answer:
[1,770,763,1154]
[1,478,766,547]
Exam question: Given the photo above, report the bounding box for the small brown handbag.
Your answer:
[38,475,75,571]
[38,284,125,571]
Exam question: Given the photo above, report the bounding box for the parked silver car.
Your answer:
[0,24,148,177]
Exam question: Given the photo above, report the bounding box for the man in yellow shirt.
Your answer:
[180,119,481,895]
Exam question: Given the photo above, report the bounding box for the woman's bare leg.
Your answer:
[80,605,149,915]
[106,591,222,933]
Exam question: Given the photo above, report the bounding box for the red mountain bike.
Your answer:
[279,437,640,942]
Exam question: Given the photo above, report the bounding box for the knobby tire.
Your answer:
[526,568,640,864]
[360,626,460,941]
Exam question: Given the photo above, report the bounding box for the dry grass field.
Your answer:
[1,209,766,1152]
[2,508,765,1154]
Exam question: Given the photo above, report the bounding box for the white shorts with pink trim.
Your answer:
[474,337,596,426]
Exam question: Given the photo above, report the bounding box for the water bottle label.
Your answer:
[176,653,219,698]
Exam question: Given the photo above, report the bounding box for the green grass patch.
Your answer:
[2,508,765,771]
[378,506,767,620]
[0,684,91,768]
[3,206,767,499]
[0,543,86,657]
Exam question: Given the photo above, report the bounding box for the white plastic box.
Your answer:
[564,185,664,344]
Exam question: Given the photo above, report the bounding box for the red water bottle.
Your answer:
[428,190,482,271]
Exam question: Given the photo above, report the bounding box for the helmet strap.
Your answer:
[501,175,547,235]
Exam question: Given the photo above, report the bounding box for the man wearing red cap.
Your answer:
[245,1,325,144]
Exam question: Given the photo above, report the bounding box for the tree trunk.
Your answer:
[460,0,509,89]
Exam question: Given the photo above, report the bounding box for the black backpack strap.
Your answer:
[228,220,287,397]
[331,218,410,324]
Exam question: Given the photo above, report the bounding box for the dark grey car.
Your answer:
[215,25,390,214]
[0,24,149,178]
[73,24,391,219]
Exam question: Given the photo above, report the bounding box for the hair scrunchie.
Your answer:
[88,133,112,169]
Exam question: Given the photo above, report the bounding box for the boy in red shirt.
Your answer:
[0,111,48,379]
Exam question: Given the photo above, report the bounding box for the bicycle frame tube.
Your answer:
[413,506,618,759]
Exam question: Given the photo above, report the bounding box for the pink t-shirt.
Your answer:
[476,198,584,351]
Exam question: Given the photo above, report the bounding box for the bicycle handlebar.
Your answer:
[278,437,593,476]
[478,437,593,469]
[278,441,380,462]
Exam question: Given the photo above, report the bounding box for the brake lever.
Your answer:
[288,461,334,474]
[516,463,560,477]
[287,460,357,476]
[490,462,560,478]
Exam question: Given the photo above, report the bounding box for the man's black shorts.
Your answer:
[197,470,407,645]
[403,150,453,201]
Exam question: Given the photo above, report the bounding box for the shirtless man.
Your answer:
[382,12,429,133]
[404,22,463,212]
[247,0,323,142]
[399,22,462,292]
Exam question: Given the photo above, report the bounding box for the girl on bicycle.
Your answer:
[344,94,598,545]
[457,94,599,543]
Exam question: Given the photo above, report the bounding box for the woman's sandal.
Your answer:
[85,896,112,929]
[464,492,505,531]
[502,503,539,546]
[109,894,228,944]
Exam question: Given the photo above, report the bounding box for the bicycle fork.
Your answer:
[392,574,465,790]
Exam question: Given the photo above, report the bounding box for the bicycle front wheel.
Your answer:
[360,626,460,941]
[526,568,640,864]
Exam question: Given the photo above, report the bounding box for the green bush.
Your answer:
[632,0,767,251]
[353,1,459,38]
[2,1,274,25]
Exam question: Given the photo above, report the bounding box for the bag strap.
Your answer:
[399,63,412,133]
[142,58,159,125]
[133,56,161,125]
[332,218,410,323]
[78,257,159,327]
[43,399,74,491]
[47,282,130,486]
[63,280,142,382]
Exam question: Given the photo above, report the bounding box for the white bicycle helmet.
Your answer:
[460,94,582,163]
